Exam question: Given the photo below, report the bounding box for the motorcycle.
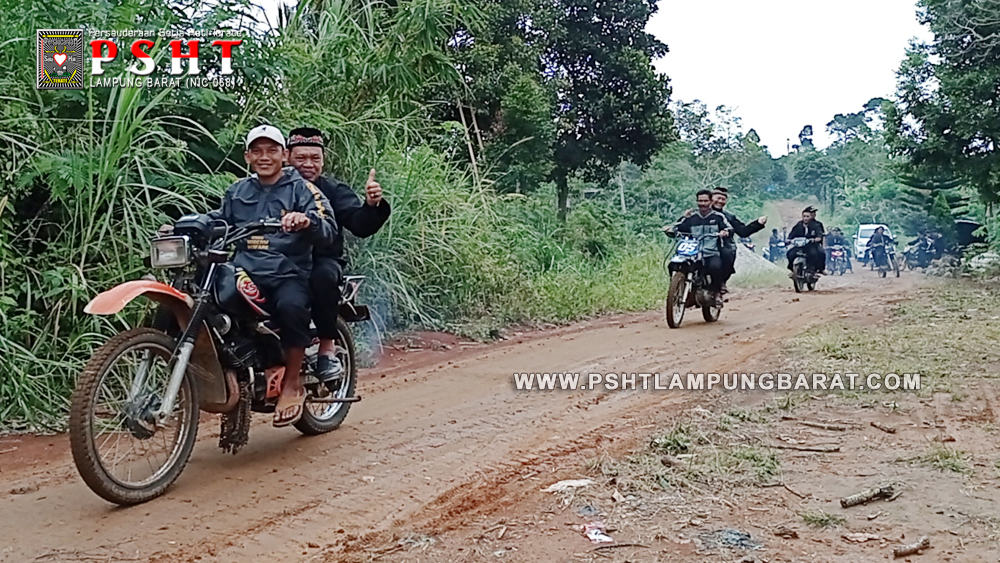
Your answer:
[903,239,935,270]
[869,241,900,278]
[789,237,820,293]
[764,241,786,263]
[740,237,755,253]
[663,231,723,329]
[70,214,367,505]
[828,245,849,275]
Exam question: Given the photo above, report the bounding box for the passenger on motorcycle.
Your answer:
[867,226,894,269]
[825,227,852,272]
[786,206,826,276]
[710,187,767,294]
[287,128,391,387]
[209,125,337,427]
[671,190,732,307]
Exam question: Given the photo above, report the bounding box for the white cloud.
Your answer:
[648,0,932,155]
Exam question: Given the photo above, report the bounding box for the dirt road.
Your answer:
[0,269,917,562]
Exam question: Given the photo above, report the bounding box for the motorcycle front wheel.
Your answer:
[666,272,687,329]
[893,257,901,277]
[792,264,803,293]
[69,328,199,505]
[296,317,358,435]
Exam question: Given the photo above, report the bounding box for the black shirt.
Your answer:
[788,220,825,242]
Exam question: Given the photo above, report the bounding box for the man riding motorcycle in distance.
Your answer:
[710,187,767,294]
[768,228,781,261]
[668,189,732,307]
[208,125,338,427]
[786,206,826,277]
[286,128,391,386]
[825,227,853,273]
[867,226,894,269]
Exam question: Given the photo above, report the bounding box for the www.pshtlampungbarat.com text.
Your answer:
[512,372,920,392]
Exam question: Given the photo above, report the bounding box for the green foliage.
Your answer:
[886,0,1000,238]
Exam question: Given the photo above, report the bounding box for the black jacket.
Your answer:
[715,208,765,251]
[675,210,732,257]
[313,176,392,265]
[210,167,336,282]
[826,234,848,247]
[788,220,825,243]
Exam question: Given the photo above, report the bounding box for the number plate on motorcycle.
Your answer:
[676,240,699,256]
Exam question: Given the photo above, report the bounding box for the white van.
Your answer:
[854,224,892,263]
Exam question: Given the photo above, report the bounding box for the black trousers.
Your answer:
[787,245,825,272]
[257,277,312,349]
[702,255,726,292]
[719,245,736,284]
[310,257,344,340]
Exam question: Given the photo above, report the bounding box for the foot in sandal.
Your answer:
[273,375,306,427]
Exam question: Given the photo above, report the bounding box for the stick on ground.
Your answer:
[799,421,847,431]
[893,536,930,558]
[769,443,841,453]
[871,421,897,434]
[592,543,649,552]
[841,485,895,508]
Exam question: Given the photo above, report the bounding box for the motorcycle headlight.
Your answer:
[150,236,192,268]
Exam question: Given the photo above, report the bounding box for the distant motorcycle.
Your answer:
[828,245,849,276]
[765,241,786,263]
[789,237,820,293]
[740,237,755,253]
[869,241,900,278]
[903,238,936,270]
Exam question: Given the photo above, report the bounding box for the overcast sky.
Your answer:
[648,0,931,155]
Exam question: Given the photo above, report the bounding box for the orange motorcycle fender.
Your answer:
[84,280,232,411]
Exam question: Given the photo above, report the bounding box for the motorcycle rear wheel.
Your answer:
[69,328,199,506]
[296,317,358,435]
[666,272,687,329]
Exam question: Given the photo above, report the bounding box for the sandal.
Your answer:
[273,387,305,427]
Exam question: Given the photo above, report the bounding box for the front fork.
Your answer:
[148,264,217,423]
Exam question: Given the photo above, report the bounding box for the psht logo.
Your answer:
[35,28,243,90]
[37,29,84,89]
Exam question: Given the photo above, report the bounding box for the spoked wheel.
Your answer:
[792,264,803,293]
[69,328,199,505]
[893,257,901,277]
[297,317,358,435]
[666,272,688,329]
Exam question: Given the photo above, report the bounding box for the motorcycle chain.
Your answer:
[219,378,252,455]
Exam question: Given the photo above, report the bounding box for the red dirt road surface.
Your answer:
[1,270,959,562]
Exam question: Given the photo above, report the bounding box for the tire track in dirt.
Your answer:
[0,270,918,563]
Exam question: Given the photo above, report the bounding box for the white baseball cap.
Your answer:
[245,125,286,149]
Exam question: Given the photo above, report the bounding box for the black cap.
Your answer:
[803,206,817,213]
[288,127,325,148]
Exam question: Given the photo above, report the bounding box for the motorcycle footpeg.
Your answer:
[307,396,362,404]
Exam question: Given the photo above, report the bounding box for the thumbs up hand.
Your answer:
[365,168,382,207]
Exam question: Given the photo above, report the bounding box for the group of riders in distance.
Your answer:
[660,188,919,327]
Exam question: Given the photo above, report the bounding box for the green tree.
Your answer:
[886,0,1000,207]
[548,0,675,220]
[793,152,843,209]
